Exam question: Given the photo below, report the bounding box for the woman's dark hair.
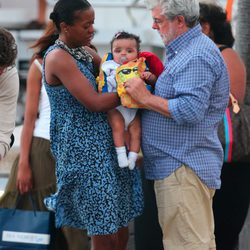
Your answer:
[30,21,59,62]
[49,0,91,32]
[0,28,17,67]
[111,31,141,52]
[199,2,235,47]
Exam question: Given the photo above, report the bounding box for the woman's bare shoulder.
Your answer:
[221,48,244,65]
[221,47,246,103]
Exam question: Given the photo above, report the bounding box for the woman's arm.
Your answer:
[45,49,119,112]
[17,59,42,194]
[222,48,246,104]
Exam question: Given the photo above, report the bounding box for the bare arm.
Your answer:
[45,49,119,112]
[222,48,246,104]
[17,60,42,194]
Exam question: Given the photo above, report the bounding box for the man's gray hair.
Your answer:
[144,0,200,28]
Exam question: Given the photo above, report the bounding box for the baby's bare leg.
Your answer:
[127,114,141,170]
[128,114,141,153]
[108,109,125,147]
[108,109,128,168]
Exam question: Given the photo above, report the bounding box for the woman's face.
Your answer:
[65,7,95,47]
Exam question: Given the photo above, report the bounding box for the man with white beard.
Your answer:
[125,0,230,249]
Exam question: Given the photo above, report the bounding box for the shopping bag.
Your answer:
[0,195,55,249]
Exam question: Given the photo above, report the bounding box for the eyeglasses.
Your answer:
[153,16,176,26]
[0,64,15,75]
[153,18,165,25]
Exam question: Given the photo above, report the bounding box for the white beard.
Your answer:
[158,25,177,45]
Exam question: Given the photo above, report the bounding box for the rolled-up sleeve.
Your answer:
[168,57,216,125]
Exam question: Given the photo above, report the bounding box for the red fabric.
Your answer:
[139,51,164,77]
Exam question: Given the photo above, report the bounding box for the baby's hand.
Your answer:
[141,71,153,81]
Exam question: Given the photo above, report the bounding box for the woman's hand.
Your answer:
[16,162,33,194]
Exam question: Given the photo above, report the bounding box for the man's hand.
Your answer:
[125,77,171,117]
[124,77,152,106]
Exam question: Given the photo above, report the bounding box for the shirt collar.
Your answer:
[165,24,202,58]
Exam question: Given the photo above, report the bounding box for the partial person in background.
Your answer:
[0,27,19,161]
[26,0,57,29]
[199,3,248,250]
[124,0,229,249]
[0,21,89,250]
[44,0,143,249]
[26,0,47,29]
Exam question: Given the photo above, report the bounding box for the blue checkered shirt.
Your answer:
[141,24,229,189]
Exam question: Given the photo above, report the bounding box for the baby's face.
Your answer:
[112,38,138,64]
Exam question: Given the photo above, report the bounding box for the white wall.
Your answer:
[0,0,37,23]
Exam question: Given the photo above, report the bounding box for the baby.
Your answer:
[100,31,163,170]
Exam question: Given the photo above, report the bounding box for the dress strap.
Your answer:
[219,45,229,52]
[34,59,42,73]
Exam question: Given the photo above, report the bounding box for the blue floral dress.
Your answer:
[43,42,143,236]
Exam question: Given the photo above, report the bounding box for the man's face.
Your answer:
[151,6,178,45]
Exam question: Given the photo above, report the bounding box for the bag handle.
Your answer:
[229,93,240,114]
[13,193,38,216]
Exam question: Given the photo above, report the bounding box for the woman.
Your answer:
[199,3,248,250]
[199,2,246,103]
[0,22,90,250]
[43,1,143,249]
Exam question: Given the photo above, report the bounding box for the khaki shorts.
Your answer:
[154,165,216,250]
